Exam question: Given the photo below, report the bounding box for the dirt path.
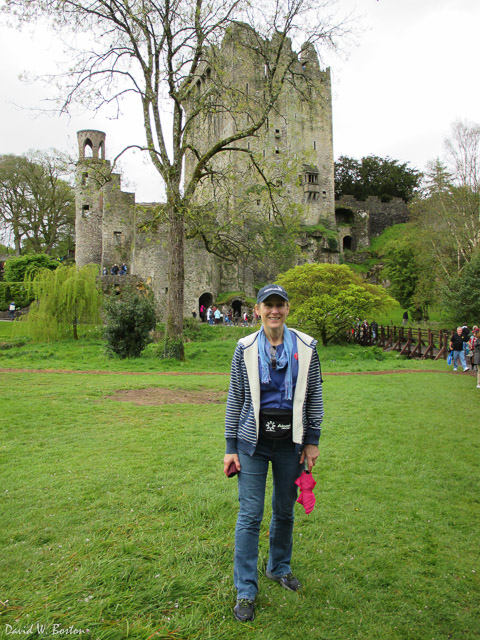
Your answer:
[2,366,470,405]
[0,367,457,376]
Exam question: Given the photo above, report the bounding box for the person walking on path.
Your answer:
[223,284,323,622]
[450,327,469,372]
[8,301,15,320]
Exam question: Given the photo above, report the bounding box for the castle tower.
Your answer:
[184,25,335,238]
[75,130,109,267]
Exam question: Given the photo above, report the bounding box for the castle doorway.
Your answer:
[231,299,242,316]
[232,300,242,321]
[343,235,353,251]
[198,292,213,322]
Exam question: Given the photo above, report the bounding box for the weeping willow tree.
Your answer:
[18,264,102,341]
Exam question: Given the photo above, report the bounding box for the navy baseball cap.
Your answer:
[256,284,289,304]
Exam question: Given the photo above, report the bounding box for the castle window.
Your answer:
[206,67,211,80]
[335,208,354,225]
[313,140,316,151]
[82,205,90,217]
[99,141,105,160]
[84,140,93,158]
[323,190,327,198]
[246,83,249,95]
[275,129,281,138]
[196,79,201,92]
[275,147,280,154]
[256,199,261,206]
[307,173,318,184]
[263,150,266,158]
[114,231,122,244]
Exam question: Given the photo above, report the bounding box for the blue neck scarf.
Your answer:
[258,325,294,400]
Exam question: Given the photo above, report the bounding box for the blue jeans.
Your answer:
[453,350,467,370]
[234,437,302,600]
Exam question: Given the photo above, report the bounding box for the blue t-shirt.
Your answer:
[259,335,298,411]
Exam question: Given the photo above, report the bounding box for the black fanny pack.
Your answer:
[259,409,293,440]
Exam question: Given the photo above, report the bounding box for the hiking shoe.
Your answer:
[453,369,457,372]
[233,599,255,622]
[463,367,469,372]
[265,570,302,591]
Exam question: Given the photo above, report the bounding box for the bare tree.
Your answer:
[444,119,480,194]
[0,152,75,256]
[4,0,348,357]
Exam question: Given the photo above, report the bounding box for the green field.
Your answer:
[1,323,479,639]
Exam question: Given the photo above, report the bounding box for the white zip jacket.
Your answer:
[225,328,323,456]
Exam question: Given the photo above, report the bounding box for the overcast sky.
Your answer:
[0,0,478,202]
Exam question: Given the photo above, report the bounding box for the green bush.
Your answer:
[182,317,202,341]
[0,282,34,310]
[104,293,157,358]
[4,254,58,282]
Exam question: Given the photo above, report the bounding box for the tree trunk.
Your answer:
[321,328,328,347]
[165,202,185,360]
[13,224,22,256]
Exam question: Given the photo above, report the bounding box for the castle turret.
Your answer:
[75,130,109,267]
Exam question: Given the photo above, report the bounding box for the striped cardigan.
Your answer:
[225,328,324,456]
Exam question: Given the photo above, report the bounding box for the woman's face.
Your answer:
[255,295,289,331]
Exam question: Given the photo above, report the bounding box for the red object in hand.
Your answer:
[225,460,239,477]
[295,470,317,514]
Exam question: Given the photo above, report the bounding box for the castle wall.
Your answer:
[100,174,136,270]
[335,195,410,252]
[365,197,410,237]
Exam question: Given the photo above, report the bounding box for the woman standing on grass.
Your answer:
[473,329,480,388]
[223,284,324,622]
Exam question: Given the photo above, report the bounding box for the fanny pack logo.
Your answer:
[265,420,291,432]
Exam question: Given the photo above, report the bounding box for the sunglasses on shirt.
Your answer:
[270,345,277,370]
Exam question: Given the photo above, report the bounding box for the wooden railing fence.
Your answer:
[354,325,454,360]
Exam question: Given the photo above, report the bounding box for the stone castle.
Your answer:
[75,26,408,317]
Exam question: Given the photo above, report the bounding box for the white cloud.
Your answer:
[1,0,479,198]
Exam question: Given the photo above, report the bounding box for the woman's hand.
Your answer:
[224,453,241,474]
[300,445,319,473]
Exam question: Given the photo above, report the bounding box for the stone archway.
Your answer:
[198,292,213,322]
[231,299,242,324]
[343,235,353,251]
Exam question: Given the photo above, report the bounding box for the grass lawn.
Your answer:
[0,321,450,375]
[371,306,449,328]
[1,325,479,639]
